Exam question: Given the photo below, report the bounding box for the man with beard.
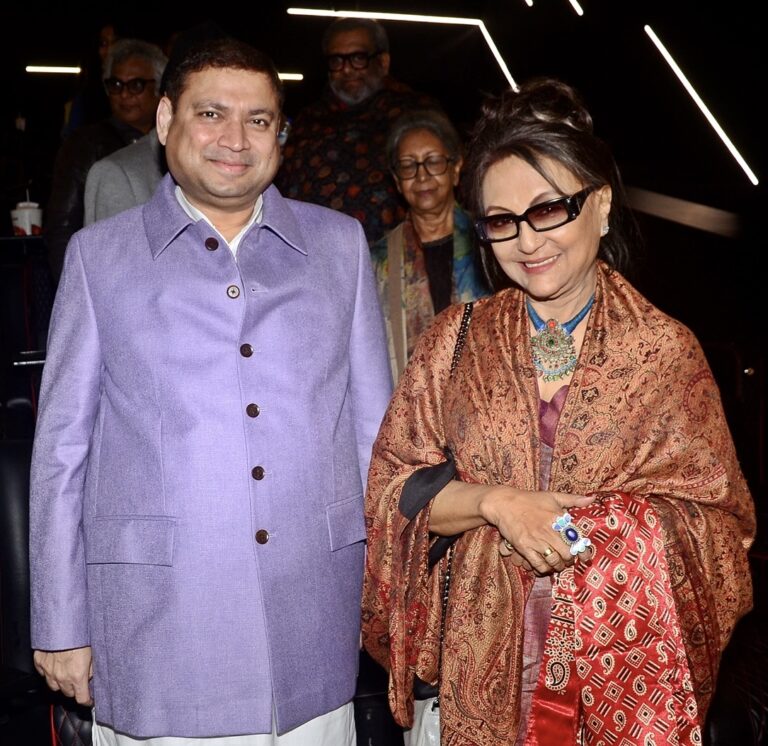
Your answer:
[30,37,391,745]
[275,17,438,245]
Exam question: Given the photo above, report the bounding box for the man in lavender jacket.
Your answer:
[30,38,392,745]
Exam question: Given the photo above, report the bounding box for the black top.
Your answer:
[422,234,454,313]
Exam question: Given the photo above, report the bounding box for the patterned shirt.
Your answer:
[275,77,438,245]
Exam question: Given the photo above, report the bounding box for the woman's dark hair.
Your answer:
[163,37,284,112]
[464,77,640,290]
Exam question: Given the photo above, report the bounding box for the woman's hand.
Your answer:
[482,487,595,575]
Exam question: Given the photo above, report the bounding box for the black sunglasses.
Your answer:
[474,186,598,242]
[326,51,383,72]
[104,77,155,96]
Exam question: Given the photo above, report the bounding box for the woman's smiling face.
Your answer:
[481,154,611,309]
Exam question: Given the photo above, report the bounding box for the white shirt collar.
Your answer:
[174,186,264,256]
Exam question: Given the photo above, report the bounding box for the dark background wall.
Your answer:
[0,1,765,509]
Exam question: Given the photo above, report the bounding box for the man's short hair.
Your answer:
[321,17,389,55]
[104,39,168,90]
[163,37,284,111]
[160,21,228,95]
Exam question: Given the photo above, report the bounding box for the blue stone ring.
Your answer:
[552,511,592,556]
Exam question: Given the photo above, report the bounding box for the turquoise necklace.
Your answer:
[526,294,595,382]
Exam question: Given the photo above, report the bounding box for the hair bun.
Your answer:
[485,77,593,134]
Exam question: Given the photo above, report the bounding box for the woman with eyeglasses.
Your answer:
[362,78,755,745]
[370,108,488,380]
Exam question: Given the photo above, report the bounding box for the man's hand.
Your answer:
[33,646,93,705]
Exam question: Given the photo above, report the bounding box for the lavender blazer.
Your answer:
[30,174,393,738]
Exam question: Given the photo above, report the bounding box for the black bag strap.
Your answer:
[450,301,474,375]
[431,301,473,709]
[426,301,474,572]
[432,542,455,709]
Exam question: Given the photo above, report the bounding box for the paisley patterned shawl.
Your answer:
[370,206,488,380]
[361,262,755,745]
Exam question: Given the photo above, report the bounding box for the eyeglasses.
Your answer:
[393,154,455,180]
[474,186,597,242]
[326,51,382,72]
[104,77,155,96]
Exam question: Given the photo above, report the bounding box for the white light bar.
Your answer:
[287,7,518,90]
[290,8,472,24]
[645,25,758,186]
[568,0,585,16]
[26,65,81,74]
[278,72,304,81]
[626,187,740,237]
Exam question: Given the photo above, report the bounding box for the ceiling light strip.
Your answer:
[626,186,740,237]
[644,25,758,186]
[288,8,476,25]
[278,73,304,81]
[287,7,517,89]
[26,66,81,74]
[568,1,585,16]
[476,25,518,90]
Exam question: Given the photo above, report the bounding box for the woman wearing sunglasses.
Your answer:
[370,108,488,381]
[362,78,755,744]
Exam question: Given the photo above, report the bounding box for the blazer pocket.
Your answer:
[85,516,176,566]
[326,495,366,551]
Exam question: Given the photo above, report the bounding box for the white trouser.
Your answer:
[91,702,355,746]
[402,697,440,746]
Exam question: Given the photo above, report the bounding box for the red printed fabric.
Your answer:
[528,493,700,744]
[362,263,755,745]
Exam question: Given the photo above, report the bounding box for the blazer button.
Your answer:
[255,529,269,544]
[205,237,219,251]
[246,403,260,418]
[240,344,253,357]
[251,465,265,480]
[227,285,240,299]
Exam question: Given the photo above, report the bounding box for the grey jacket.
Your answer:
[83,129,165,225]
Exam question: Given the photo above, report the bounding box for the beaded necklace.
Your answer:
[526,294,594,381]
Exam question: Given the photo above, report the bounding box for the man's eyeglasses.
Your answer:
[104,77,155,96]
[326,51,382,72]
[393,154,455,180]
[474,186,598,242]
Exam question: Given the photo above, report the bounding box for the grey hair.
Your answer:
[386,109,462,169]
[321,17,389,55]
[104,39,168,90]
